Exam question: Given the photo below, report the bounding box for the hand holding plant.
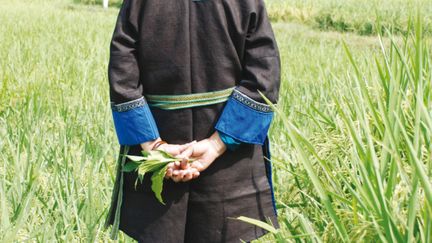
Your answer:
[169,131,227,182]
[123,149,198,204]
[125,132,226,204]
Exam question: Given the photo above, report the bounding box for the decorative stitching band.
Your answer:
[145,87,235,110]
[232,89,272,113]
[111,97,146,112]
[145,87,234,102]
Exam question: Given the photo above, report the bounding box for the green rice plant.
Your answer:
[266,0,432,36]
[260,11,431,242]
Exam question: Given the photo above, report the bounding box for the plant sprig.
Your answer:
[123,150,194,204]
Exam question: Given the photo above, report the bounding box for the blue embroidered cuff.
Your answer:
[111,97,160,145]
[219,131,242,151]
[215,89,274,145]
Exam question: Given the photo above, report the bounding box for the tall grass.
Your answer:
[265,13,432,242]
[0,1,127,241]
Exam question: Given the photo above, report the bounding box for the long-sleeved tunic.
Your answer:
[105,0,281,242]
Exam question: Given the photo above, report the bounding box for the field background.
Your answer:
[1,0,431,242]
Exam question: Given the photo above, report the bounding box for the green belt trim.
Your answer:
[145,87,234,110]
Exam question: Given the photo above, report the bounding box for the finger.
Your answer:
[178,170,187,179]
[191,161,205,172]
[186,167,200,179]
[171,175,182,183]
[165,163,175,179]
[180,157,189,170]
[166,162,175,169]
[181,171,194,182]
[172,169,180,176]
[173,171,186,182]
[188,167,198,174]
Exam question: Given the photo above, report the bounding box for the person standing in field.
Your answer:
[104,0,281,242]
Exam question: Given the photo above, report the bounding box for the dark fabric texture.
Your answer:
[106,0,281,242]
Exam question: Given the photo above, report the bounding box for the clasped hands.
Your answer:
[140,131,227,182]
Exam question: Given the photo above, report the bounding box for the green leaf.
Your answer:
[233,216,278,234]
[138,161,168,174]
[138,173,144,184]
[134,178,139,190]
[125,155,146,162]
[151,164,169,205]
[122,161,140,172]
[141,150,150,157]
[138,164,151,176]
[154,149,175,159]
[134,173,145,190]
[147,150,172,162]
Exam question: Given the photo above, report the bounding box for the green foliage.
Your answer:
[125,150,184,204]
[264,11,432,243]
[235,216,278,234]
[266,0,432,36]
[151,164,169,205]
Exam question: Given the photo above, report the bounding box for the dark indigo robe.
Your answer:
[105,0,281,242]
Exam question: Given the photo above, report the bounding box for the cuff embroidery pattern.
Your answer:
[231,89,272,113]
[111,97,147,112]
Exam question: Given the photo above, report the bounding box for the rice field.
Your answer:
[0,0,431,242]
[266,0,432,36]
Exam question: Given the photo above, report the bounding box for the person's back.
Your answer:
[106,0,281,242]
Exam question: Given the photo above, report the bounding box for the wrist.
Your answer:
[210,131,227,155]
[140,137,162,151]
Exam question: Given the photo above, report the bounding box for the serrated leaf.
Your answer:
[151,164,169,205]
[123,161,140,172]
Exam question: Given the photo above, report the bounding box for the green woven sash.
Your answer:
[145,87,235,110]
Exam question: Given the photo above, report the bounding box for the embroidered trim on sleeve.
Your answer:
[232,89,272,113]
[111,97,147,112]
